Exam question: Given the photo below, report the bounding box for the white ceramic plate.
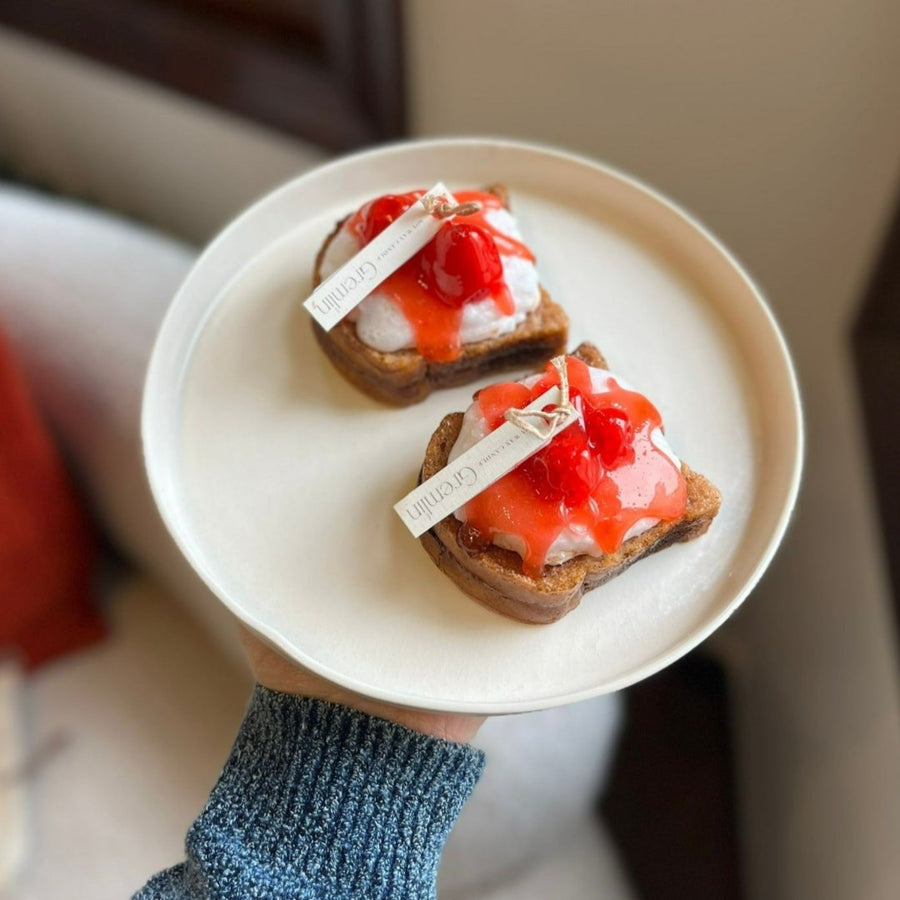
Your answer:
[143,138,802,714]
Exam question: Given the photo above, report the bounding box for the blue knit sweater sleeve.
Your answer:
[133,686,485,900]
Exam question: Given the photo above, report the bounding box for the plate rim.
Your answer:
[142,136,804,713]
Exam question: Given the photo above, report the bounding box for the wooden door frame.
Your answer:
[0,0,405,151]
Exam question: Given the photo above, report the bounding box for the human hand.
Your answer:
[239,627,485,743]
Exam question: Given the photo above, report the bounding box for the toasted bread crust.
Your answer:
[417,342,723,624]
[311,186,568,405]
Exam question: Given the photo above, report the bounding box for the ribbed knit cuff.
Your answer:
[180,687,485,899]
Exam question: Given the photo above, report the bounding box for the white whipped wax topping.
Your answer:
[448,367,682,566]
[318,205,541,352]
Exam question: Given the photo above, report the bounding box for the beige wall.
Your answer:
[408,0,900,334]
[407,2,900,898]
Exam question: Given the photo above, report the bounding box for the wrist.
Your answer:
[239,626,484,742]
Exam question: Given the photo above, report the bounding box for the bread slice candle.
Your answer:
[417,343,722,624]
[311,185,568,405]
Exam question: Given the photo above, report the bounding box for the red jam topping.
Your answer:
[461,357,688,577]
[345,190,534,362]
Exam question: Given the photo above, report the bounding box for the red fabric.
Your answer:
[0,324,104,667]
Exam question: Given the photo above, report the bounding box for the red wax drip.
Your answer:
[346,190,532,361]
[465,357,688,577]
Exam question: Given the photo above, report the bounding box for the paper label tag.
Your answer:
[394,387,579,538]
[303,182,456,331]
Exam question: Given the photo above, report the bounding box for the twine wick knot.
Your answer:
[420,193,482,219]
[504,356,573,441]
